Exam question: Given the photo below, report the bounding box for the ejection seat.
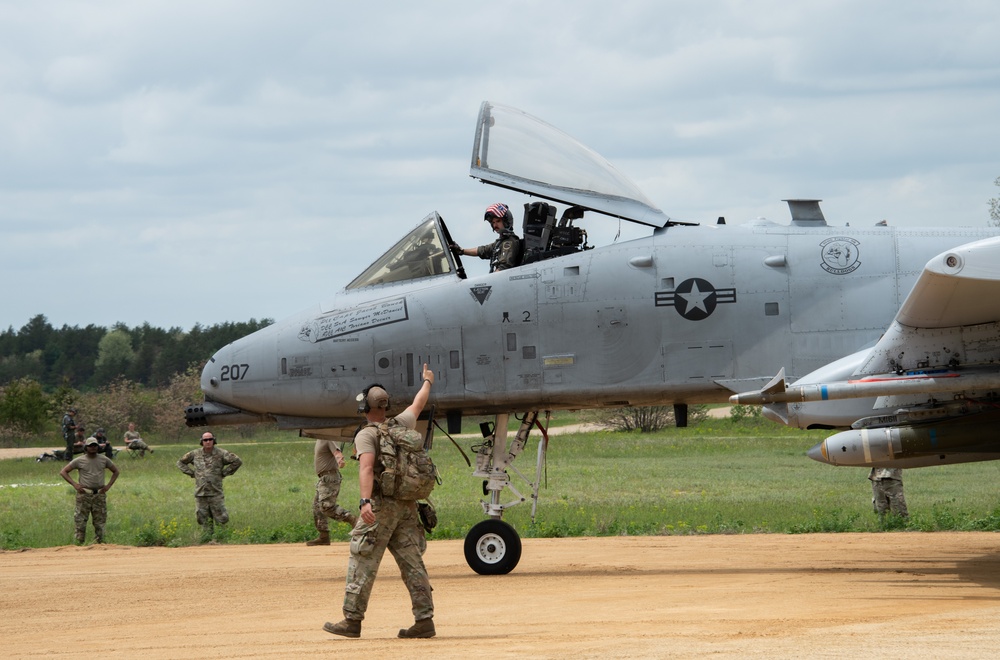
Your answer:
[520,202,589,264]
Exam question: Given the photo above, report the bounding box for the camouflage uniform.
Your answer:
[124,429,151,456]
[869,467,908,518]
[61,412,77,462]
[64,452,116,543]
[177,445,242,535]
[313,439,354,533]
[342,410,433,622]
[74,492,108,544]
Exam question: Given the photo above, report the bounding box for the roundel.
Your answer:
[673,277,718,321]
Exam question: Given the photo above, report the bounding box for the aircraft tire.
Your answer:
[464,519,521,575]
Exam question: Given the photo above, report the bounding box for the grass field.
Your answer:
[3,417,1000,549]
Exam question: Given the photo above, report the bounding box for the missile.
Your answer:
[731,370,1000,406]
[808,413,1000,468]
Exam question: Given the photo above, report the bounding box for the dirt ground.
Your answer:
[3,533,1000,659]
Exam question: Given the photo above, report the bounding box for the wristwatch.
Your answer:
[359,498,373,508]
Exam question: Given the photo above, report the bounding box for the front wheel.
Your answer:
[464,519,522,575]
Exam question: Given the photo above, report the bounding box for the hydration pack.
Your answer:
[372,418,438,501]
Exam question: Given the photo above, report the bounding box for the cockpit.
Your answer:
[347,214,456,289]
[346,100,669,291]
[345,203,592,290]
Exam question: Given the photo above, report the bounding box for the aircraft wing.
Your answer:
[730,236,1000,468]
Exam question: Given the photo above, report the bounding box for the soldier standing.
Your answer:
[176,432,243,541]
[61,408,78,462]
[306,439,357,546]
[324,363,436,639]
[60,437,119,544]
[869,467,908,519]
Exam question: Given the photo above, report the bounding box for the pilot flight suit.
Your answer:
[475,227,522,272]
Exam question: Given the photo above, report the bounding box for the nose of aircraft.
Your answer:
[201,345,233,402]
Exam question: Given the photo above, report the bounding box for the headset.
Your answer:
[357,383,390,414]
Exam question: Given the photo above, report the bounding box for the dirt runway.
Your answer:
[3,532,1000,659]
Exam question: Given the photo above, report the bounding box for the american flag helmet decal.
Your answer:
[484,202,509,219]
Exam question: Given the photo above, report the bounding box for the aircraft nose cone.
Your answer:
[806,441,828,464]
[202,346,233,394]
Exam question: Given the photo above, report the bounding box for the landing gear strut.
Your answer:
[464,411,546,574]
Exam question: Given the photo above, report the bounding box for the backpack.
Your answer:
[372,417,438,501]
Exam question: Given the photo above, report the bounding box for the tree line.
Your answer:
[0,314,272,444]
[0,314,272,389]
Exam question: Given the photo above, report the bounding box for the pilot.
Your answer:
[450,202,522,272]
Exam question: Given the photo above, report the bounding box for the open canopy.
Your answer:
[347,102,671,291]
[470,101,667,227]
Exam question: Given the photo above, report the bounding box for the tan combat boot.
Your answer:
[306,531,331,546]
[398,618,435,638]
[323,618,361,638]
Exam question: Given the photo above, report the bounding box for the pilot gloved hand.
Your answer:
[449,242,462,256]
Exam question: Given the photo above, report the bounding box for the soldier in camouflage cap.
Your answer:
[60,437,120,544]
[177,432,243,541]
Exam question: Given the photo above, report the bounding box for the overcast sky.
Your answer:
[3,1,999,332]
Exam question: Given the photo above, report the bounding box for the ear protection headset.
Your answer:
[357,383,390,414]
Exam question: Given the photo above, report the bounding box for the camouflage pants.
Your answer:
[74,492,107,543]
[127,439,150,455]
[342,497,433,621]
[872,478,908,517]
[195,494,229,530]
[313,472,353,533]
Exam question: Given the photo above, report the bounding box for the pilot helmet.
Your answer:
[484,202,513,231]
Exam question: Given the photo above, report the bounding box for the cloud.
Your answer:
[1,0,999,330]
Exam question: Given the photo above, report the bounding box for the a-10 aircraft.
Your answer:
[187,101,1000,574]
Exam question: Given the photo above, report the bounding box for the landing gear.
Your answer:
[464,519,522,575]
[462,410,547,575]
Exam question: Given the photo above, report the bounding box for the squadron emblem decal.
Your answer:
[655,278,736,321]
[820,237,861,275]
[469,285,493,305]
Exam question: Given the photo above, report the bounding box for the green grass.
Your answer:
[3,418,1000,549]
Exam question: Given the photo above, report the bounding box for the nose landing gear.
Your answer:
[463,411,546,574]
[464,519,522,575]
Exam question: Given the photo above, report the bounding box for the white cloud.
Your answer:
[1,0,999,330]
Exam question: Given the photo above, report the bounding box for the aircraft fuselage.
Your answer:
[196,220,999,434]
